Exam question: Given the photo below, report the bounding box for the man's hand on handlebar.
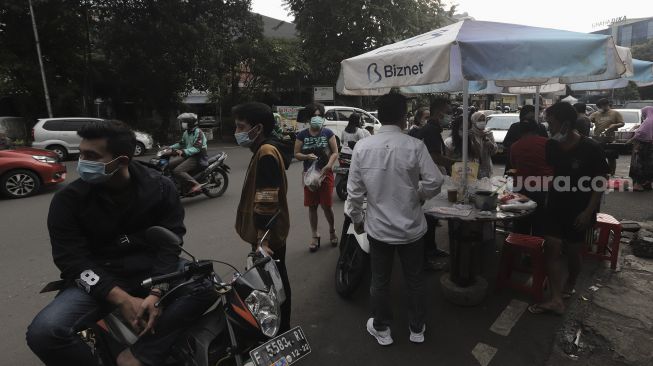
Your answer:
[137,295,161,336]
[119,295,146,333]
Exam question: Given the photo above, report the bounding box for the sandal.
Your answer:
[528,303,564,316]
[309,236,321,253]
[329,230,339,247]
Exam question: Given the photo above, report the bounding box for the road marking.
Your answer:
[472,342,498,366]
[490,299,529,336]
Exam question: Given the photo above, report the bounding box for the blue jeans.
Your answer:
[27,280,216,366]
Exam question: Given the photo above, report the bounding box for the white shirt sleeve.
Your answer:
[417,142,444,201]
[360,128,371,139]
[345,146,366,224]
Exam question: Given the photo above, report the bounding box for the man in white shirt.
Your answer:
[346,93,443,346]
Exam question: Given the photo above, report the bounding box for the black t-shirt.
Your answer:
[419,119,446,155]
[575,116,592,137]
[546,137,609,214]
[504,122,548,150]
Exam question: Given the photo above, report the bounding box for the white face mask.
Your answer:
[181,122,188,130]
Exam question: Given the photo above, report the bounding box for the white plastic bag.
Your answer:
[303,161,323,192]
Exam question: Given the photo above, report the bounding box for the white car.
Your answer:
[484,113,520,155]
[298,106,381,142]
[32,118,154,160]
[613,109,642,144]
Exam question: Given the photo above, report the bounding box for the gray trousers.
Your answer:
[168,156,199,189]
[368,235,426,333]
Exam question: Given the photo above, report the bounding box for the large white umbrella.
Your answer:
[339,19,632,191]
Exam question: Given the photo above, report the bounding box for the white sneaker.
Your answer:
[409,324,426,343]
[366,318,393,346]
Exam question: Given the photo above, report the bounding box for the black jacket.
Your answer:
[48,161,185,301]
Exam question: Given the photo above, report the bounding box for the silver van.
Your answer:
[32,118,153,160]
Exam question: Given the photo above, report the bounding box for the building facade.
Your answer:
[592,17,653,47]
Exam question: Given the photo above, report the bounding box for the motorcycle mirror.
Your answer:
[145,226,197,262]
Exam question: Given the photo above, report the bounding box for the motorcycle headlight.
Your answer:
[244,286,280,337]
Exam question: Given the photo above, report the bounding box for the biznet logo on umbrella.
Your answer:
[367,62,425,83]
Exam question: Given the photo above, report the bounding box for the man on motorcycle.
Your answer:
[168,113,208,194]
[26,120,216,366]
[233,102,293,332]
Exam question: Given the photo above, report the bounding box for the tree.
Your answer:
[93,0,262,136]
[0,0,90,120]
[242,37,309,103]
[284,0,454,84]
[632,39,653,62]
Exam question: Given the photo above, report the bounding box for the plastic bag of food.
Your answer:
[303,161,323,192]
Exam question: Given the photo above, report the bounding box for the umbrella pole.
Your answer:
[462,79,469,196]
[534,85,540,122]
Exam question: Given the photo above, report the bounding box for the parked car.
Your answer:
[198,115,219,128]
[31,118,154,159]
[484,113,520,155]
[296,106,381,144]
[624,100,653,110]
[0,146,66,198]
[612,109,642,145]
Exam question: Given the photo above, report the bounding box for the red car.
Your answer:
[0,146,67,198]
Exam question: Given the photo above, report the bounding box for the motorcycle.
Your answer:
[151,147,230,198]
[40,215,311,366]
[335,201,370,298]
[334,141,356,201]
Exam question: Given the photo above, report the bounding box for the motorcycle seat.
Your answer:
[207,152,225,165]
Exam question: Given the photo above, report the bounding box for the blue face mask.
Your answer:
[234,131,252,147]
[234,125,260,148]
[310,116,324,129]
[77,158,120,184]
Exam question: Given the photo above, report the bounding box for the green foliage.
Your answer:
[614,81,641,101]
[0,0,263,137]
[242,37,309,99]
[284,0,454,83]
[0,0,91,119]
[632,39,653,62]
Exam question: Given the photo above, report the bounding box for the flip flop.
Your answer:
[562,289,576,299]
[528,303,564,316]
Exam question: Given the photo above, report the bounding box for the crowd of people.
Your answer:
[24,91,652,364]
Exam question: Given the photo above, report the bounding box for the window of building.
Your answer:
[648,21,653,39]
[621,25,632,47]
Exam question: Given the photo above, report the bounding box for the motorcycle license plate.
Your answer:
[249,326,311,366]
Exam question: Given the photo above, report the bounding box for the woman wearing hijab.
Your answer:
[294,103,340,251]
[628,106,653,191]
[445,112,497,178]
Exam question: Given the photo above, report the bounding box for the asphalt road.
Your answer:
[0,143,650,366]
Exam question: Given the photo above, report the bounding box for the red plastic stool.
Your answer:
[583,213,622,270]
[496,233,547,302]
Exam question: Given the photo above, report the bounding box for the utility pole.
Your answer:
[28,0,53,118]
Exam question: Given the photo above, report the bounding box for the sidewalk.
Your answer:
[546,221,653,366]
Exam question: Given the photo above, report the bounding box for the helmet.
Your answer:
[177,113,198,129]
